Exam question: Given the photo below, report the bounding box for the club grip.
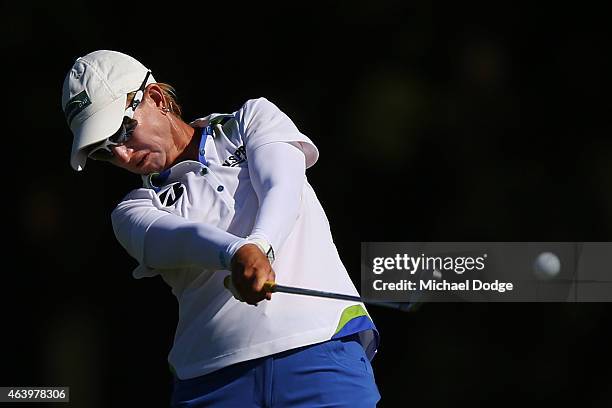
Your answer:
[263,281,277,293]
[223,275,277,293]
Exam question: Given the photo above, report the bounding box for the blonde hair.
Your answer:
[127,82,183,117]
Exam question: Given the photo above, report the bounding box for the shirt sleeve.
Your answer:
[247,141,306,256]
[236,97,319,169]
[111,189,248,274]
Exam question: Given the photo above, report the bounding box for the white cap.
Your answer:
[62,50,156,171]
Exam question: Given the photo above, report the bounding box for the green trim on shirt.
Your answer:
[333,304,369,335]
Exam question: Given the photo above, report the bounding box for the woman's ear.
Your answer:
[145,84,166,109]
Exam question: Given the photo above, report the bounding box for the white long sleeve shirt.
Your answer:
[111,97,378,380]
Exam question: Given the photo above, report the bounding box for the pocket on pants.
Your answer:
[322,337,373,376]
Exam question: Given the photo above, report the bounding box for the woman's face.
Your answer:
[108,90,174,175]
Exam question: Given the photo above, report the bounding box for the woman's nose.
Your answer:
[111,145,133,164]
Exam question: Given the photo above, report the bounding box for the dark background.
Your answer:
[2,1,612,407]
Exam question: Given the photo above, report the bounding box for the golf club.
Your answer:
[223,276,417,312]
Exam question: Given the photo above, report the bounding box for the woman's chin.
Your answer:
[140,154,165,174]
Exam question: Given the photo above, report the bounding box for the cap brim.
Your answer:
[70,95,127,171]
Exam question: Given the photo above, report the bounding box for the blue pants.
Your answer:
[170,335,381,407]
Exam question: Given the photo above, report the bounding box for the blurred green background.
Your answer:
[2,1,611,407]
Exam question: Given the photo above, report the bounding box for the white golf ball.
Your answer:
[533,252,561,280]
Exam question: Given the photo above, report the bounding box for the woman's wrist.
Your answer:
[245,235,275,264]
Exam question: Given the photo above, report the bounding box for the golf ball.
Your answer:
[533,252,561,280]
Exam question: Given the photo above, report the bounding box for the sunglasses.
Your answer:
[87,71,151,161]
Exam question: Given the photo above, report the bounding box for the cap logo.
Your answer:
[64,90,91,125]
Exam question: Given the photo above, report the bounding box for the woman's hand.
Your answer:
[230,244,276,305]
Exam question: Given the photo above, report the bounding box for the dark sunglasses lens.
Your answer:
[88,117,138,162]
[110,117,138,144]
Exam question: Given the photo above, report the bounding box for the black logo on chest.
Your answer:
[222,145,247,167]
[158,183,185,206]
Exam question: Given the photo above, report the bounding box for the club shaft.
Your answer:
[271,284,411,310]
[272,284,363,302]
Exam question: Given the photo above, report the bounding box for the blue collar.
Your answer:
[198,125,212,166]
